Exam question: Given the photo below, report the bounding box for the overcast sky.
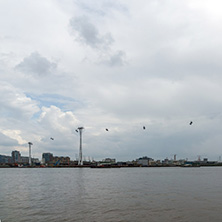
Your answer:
[1,0,222,161]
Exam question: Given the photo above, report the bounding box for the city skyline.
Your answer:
[0,148,221,164]
[1,0,222,161]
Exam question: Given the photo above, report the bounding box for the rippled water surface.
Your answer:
[1,167,222,222]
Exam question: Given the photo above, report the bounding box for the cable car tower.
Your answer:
[28,142,33,166]
[77,127,84,166]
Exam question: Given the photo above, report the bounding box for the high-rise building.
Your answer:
[42,153,53,164]
[11,150,21,163]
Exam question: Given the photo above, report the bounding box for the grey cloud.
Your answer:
[70,16,114,49]
[0,132,18,147]
[15,52,57,76]
[101,50,126,67]
[70,16,127,66]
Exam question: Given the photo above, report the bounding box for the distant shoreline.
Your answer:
[1,164,222,168]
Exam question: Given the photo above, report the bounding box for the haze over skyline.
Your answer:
[1,0,222,161]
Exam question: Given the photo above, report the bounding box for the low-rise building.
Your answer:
[0,155,12,164]
[52,156,70,165]
[102,158,116,164]
[21,156,29,164]
[137,156,153,166]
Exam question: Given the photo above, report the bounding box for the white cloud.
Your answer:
[1,129,27,145]
[38,105,80,133]
[0,82,40,119]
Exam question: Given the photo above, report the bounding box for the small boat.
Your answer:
[181,164,200,167]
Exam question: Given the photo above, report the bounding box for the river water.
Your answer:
[0,167,222,222]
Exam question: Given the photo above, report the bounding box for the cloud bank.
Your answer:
[1,0,222,161]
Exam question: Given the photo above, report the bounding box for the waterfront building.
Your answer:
[1,152,39,165]
[20,156,29,164]
[42,153,53,164]
[137,156,153,166]
[162,158,169,165]
[98,158,117,166]
[149,159,157,166]
[11,150,21,163]
[102,158,116,164]
[32,158,40,163]
[0,155,12,164]
[41,153,70,166]
[52,156,70,166]
[69,160,78,166]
